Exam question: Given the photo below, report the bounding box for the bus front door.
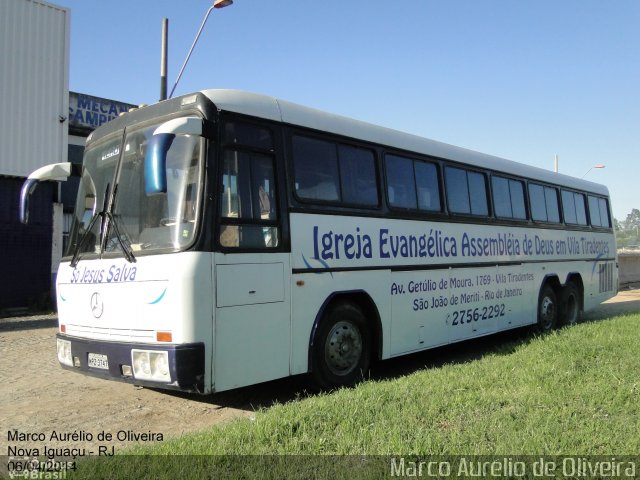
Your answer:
[213,132,290,391]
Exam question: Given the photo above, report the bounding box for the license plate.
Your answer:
[88,353,109,370]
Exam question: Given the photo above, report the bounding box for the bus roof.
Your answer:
[201,89,609,197]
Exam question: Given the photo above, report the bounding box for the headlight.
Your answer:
[131,350,170,382]
[151,352,169,377]
[57,339,72,366]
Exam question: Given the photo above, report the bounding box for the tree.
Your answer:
[615,209,640,249]
[614,218,622,232]
[624,208,640,232]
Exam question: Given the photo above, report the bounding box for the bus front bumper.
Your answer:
[55,333,205,393]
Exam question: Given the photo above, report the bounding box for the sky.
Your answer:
[56,0,638,221]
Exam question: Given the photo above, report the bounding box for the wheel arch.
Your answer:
[307,290,382,373]
[540,273,561,297]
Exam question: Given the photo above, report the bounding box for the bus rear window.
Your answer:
[588,195,611,228]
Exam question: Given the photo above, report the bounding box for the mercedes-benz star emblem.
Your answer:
[90,292,104,318]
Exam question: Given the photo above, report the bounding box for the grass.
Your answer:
[71,313,640,478]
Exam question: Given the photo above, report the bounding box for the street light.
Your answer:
[169,0,233,99]
[582,164,606,178]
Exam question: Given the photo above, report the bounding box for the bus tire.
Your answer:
[560,282,581,327]
[311,302,371,390]
[537,284,557,333]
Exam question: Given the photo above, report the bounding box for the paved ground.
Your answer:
[1,288,639,457]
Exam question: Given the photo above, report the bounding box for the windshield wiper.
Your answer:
[69,183,136,267]
[69,211,136,267]
[70,211,101,268]
[105,211,136,264]
[70,183,111,268]
[102,184,136,264]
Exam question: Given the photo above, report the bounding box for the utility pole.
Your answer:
[160,18,169,101]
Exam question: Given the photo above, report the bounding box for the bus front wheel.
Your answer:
[311,302,371,390]
[537,284,558,333]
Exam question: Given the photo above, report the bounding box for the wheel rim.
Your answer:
[324,321,363,376]
[540,295,555,330]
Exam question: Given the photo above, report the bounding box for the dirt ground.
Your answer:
[1,287,639,457]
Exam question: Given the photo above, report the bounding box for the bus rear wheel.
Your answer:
[311,302,371,390]
[560,282,581,327]
[537,284,557,333]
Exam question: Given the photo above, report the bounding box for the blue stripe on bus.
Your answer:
[149,288,167,305]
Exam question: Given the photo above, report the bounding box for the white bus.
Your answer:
[20,90,617,393]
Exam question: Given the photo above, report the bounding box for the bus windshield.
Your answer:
[65,119,204,260]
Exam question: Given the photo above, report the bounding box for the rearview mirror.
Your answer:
[144,117,203,196]
[20,162,75,224]
[144,134,175,194]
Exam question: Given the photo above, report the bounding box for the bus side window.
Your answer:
[219,148,279,249]
[575,193,587,225]
[529,184,546,221]
[218,120,280,249]
[545,187,560,223]
[292,136,340,202]
[292,135,379,208]
[493,176,526,220]
[386,154,417,209]
[561,189,578,224]
[415,160,441,212]
[338,145,378,206]
[530,183,560,224]
[445,166,488,216]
